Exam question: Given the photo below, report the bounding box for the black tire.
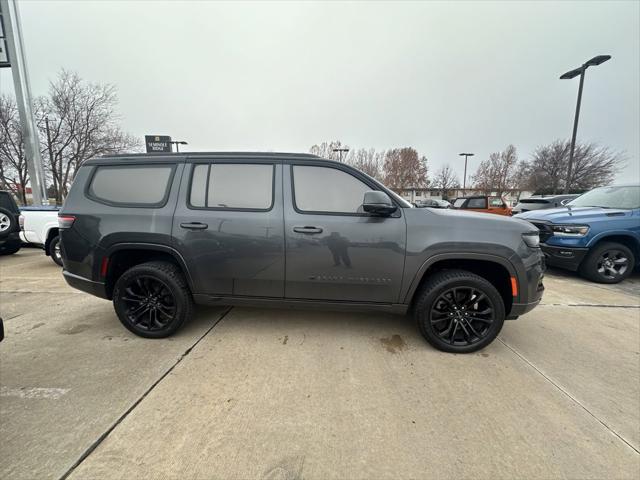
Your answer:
[0,207,17,239]
[579,242,635,284]
[413,269,505,353]
[49,235,63,266]
[0,242,21,256]
[113,261,194,338]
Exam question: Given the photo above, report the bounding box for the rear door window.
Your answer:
[88,165,174,206]
[189,163,274,210]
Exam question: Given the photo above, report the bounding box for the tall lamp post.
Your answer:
[332,147,349,162]
[459,152,474,191]
[560,55,611,193]
[169,140,188,153]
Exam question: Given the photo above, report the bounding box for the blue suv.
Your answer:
[516,185,640,283]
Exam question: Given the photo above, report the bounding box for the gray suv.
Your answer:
[59,152,544,353]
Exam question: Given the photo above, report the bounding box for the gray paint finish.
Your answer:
[60,152,544,316]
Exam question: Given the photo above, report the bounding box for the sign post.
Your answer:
[145,135,172,153]
[0,0,48,205]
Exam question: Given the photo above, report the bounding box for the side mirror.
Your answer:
[362,191,397,216]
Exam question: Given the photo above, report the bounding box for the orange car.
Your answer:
[451,196,512,216]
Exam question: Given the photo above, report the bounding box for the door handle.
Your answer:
[293,226,323,234]
[180,222,208,230]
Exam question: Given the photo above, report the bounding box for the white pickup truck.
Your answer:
[19,207,62,266]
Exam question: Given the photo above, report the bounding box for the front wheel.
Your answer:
[413,269,505,353]
[0,242,21,256]
[579,242,634,284]
[113,261,194,338]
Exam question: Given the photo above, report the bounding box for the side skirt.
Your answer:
[192,294,408,315]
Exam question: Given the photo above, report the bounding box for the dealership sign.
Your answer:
[145,135,172,153]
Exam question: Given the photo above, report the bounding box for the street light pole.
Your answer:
[1,0,48,205]
[169,140,188,153]
[560,55,611,194]
[332,147,349,162]
[459,153,474,191]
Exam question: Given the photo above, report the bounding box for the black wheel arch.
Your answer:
[102,243,195,299]
[587,234,639,265]
[405,253,518,317]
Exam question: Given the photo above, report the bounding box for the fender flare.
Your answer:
[586,231,640,251]
[402,252,519,304]
[103,242,195,291]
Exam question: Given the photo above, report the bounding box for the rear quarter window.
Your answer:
[467,198,487,209]
[87,165,175,207]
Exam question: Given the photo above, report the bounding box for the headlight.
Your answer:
[551,224,589,236]
[522,231,540,248]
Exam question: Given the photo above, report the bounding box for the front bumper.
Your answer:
[507,249,545,320]
[541,244,588,271]
[62,270,108,299]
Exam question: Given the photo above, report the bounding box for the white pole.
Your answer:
[1,0,47,205]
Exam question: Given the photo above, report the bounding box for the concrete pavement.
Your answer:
[1,249,638,479]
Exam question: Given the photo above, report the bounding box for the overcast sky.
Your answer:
[1,0,638,183]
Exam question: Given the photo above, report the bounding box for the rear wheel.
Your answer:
[49,235,63,266]
[413,269,505,353]
[579,242,634,284]
[0,207,17,239]
[113,261,193,338]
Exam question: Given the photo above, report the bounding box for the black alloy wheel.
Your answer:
[119,275,177,332]
[113,261,193,338]
[430,286,495,347]
[414,269,505,353]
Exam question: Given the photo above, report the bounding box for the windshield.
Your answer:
[567,185,640,209]
[453,198,466,208]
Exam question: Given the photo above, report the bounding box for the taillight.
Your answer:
[100,256,109,277]
[58,215,76,229]
[19,214,25,230]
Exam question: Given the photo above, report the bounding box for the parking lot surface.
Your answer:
[1,249,639,479]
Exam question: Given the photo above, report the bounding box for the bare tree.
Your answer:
[345,147,384,180]
[36,70,141,203]
[431,164,460,197]
[472,144,519,195]
[383,147,428,191]
[0,96,29,203]
[519,140,624,194]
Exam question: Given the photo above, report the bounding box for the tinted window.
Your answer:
[89,165,173,205]
[467,198,487,209]
[190,163,273,209]
[293,165,370,213]
[189,164,208,207]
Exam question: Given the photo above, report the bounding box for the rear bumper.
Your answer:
[541,244,588,271]
[63,270,108,300]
